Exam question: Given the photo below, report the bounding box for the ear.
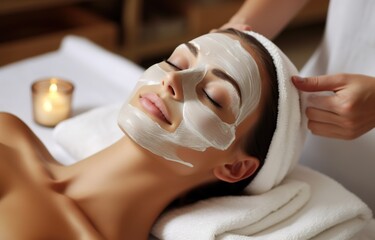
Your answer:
[213,153,260,183]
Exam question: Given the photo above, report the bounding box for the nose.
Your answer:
[162,72,183,101]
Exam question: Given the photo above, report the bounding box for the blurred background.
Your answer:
[0,0,329,69]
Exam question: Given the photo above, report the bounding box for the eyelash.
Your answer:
[203,90,222,108]
[164,59,182,70]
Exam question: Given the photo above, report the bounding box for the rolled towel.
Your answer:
[151,165,372,240]
[243,31,307,194]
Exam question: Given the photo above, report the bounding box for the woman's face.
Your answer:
[118,32,268,168]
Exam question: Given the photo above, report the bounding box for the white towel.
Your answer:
[243,31,308,194]
[151,165,372,240]
[53,104,123,159]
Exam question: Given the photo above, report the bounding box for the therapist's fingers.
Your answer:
[294,74,375,139]
[293,74,349,113]
[308,120,370,140]
[292,74,346,92]
[305,107,341,125]
[306,107,363,139]
[306,94,339,113]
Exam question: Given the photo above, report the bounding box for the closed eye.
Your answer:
[203,90,222,108]
[164,59,182,70]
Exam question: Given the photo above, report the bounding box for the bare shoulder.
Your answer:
[0,112,60,165]
[0,113,42,177]
[0,112,30,146]
[0,114,103,240]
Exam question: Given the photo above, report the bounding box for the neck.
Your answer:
[53,136,210,240]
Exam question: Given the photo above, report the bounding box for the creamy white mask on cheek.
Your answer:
[118,33,261,167]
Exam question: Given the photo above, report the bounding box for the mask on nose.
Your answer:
[118,33,262,167]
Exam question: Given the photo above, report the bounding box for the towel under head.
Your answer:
[244,31,307,194]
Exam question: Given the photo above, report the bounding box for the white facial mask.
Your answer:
[118,33,261,167]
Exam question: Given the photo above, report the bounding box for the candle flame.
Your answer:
[49,83,58,93]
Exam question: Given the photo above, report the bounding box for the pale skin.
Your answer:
[0,33,271,240]
[220,0,375,139]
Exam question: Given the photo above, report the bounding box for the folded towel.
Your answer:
[151,165,372,240]
[53,104,123,159]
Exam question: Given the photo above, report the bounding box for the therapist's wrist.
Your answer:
[220,16,252,31]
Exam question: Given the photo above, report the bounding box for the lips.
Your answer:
[139,93,171,125]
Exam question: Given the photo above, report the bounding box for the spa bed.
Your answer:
[1,36,374,240]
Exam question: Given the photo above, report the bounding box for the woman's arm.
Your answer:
[221,0,310,39]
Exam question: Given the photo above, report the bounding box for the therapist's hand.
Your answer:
[292,74,375,140]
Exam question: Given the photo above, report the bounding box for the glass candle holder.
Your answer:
[31,78,74,127]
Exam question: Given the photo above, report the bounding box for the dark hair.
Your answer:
[169,29,279,207]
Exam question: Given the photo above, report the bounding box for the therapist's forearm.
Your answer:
[228,0,310,39]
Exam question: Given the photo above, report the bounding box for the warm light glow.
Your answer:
[43,100,53,112]
[49,83,58,93]
[32,78,74,127]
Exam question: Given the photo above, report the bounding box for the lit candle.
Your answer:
[31,78,74,127]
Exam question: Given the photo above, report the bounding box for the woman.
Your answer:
[0,29,305,240]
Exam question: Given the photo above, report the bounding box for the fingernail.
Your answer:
[292,76,305,83]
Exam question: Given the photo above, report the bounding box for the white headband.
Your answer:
[243,31,308,194]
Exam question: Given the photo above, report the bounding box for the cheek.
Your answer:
[184,101,222,133]
[139,63,167,85]
[183,100,236,150]
[195,84,236,124]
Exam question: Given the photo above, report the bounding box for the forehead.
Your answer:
[190,33,250,69]
[190,33,262,121]
[189,33,257,95]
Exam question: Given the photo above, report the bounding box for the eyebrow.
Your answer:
[184,42,198,57]
[184,42,242,101]
[212,68,242,101]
